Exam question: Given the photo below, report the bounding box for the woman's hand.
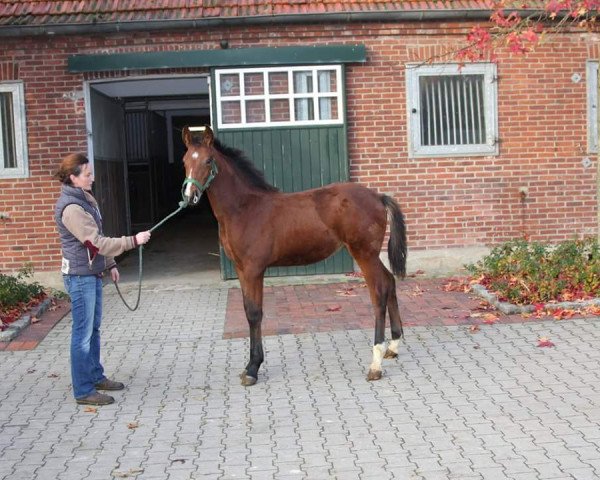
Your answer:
[135,231,151,245]
[110,267,120,283]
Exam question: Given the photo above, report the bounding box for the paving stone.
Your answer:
[2,283,600,479]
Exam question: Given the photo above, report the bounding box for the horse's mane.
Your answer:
[212,138,279,193]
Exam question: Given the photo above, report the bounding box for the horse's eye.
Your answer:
[205,157,214,165]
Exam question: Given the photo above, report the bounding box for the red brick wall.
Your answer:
[0,21,597,273]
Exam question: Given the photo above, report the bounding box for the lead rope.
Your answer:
[112,168,216,311]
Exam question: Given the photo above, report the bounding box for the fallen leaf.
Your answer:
[411,285,424,296]
[345,272,364,278]
[47,373,59,378]
[584,305,600,316]
[336,287,357,297]
[468,325,480,333]
[170,459,186,464]
[442,278,471,293]
[127,422,139,429]
[533,303,545,312]
[31,316,40,324]
[83,406,97,413]
[552,308,576,320]
[482,313,499,324]
[326,305,341,312]
[537,337,555,348]
[112,468,144,478]
[407,269,426,278]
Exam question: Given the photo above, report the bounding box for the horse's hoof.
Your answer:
[384,349,398,359]
[367,369,382,381]
[239,370,257,386]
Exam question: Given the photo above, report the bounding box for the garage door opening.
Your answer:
[86,75,221,285]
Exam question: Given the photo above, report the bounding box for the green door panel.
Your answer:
[215,126,353,280]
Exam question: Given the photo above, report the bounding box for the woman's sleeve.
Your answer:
[62,204,136,258]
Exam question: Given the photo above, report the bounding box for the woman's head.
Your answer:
[54,153,93,190]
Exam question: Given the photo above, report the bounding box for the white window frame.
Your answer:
[0,81,28,179]
[587,60,598,153]
[406,63,498,157]
[215,65,344,129]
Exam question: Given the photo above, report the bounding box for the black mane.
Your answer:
[213,138,279,193]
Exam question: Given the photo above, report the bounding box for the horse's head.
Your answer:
[182,125,219,205]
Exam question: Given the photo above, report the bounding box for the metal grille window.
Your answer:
[587,60,598,153]
[407,64,498,157]
[215,66,343,128]
[0,82,28,178]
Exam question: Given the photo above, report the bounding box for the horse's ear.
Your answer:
[182,126,192,147]
[202,125,214,147]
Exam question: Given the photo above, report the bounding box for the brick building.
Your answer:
[0,1,598,286]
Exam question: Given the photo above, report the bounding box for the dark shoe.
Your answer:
[95,378,125,391]
[76,392,115,405]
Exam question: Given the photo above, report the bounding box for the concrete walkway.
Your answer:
[1,279,600,479]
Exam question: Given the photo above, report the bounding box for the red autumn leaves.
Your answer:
[457,1,600,62]
[0,294,46,331]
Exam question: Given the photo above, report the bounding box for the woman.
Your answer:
[54,153,151,406]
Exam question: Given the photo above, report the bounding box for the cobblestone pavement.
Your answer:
[1,282,600,480]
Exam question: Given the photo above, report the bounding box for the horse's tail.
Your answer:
[381,194,407,279]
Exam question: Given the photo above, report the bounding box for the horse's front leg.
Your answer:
[237,270,265,386]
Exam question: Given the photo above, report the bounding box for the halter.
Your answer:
[180,159,219,207]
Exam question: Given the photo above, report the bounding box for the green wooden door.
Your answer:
[214,126,353,279]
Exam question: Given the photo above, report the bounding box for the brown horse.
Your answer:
[182,126,407,386]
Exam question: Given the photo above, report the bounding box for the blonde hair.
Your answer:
[54,153,89,185]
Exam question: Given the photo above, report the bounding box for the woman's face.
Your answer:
[70,163,94,191]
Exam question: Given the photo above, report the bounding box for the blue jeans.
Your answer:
[63,274,106,399]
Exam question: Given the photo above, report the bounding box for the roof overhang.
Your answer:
[68,44,367,73]
[0,10,498,37]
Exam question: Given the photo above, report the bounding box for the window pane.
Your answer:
[244,73,264,96]
[318,70,336,93]
[419,74,485,147]
[216,66,343,129]
[293,71,313,93]
[270,99,290,122]
[0,92,16,169]
[268,72,288,94]
[246,100,265,123]
[220,74,240,97]
[295,98,314,121]
[221,100,241,124]
[319,97,338,120]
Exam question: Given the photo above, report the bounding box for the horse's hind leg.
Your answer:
[352,255,392,381]
[237,269,265,386]
[383,270,403,359]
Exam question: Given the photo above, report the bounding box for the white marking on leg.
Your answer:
[387,338,401,356]
[184,169,194,198]
[369,343,386,372]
